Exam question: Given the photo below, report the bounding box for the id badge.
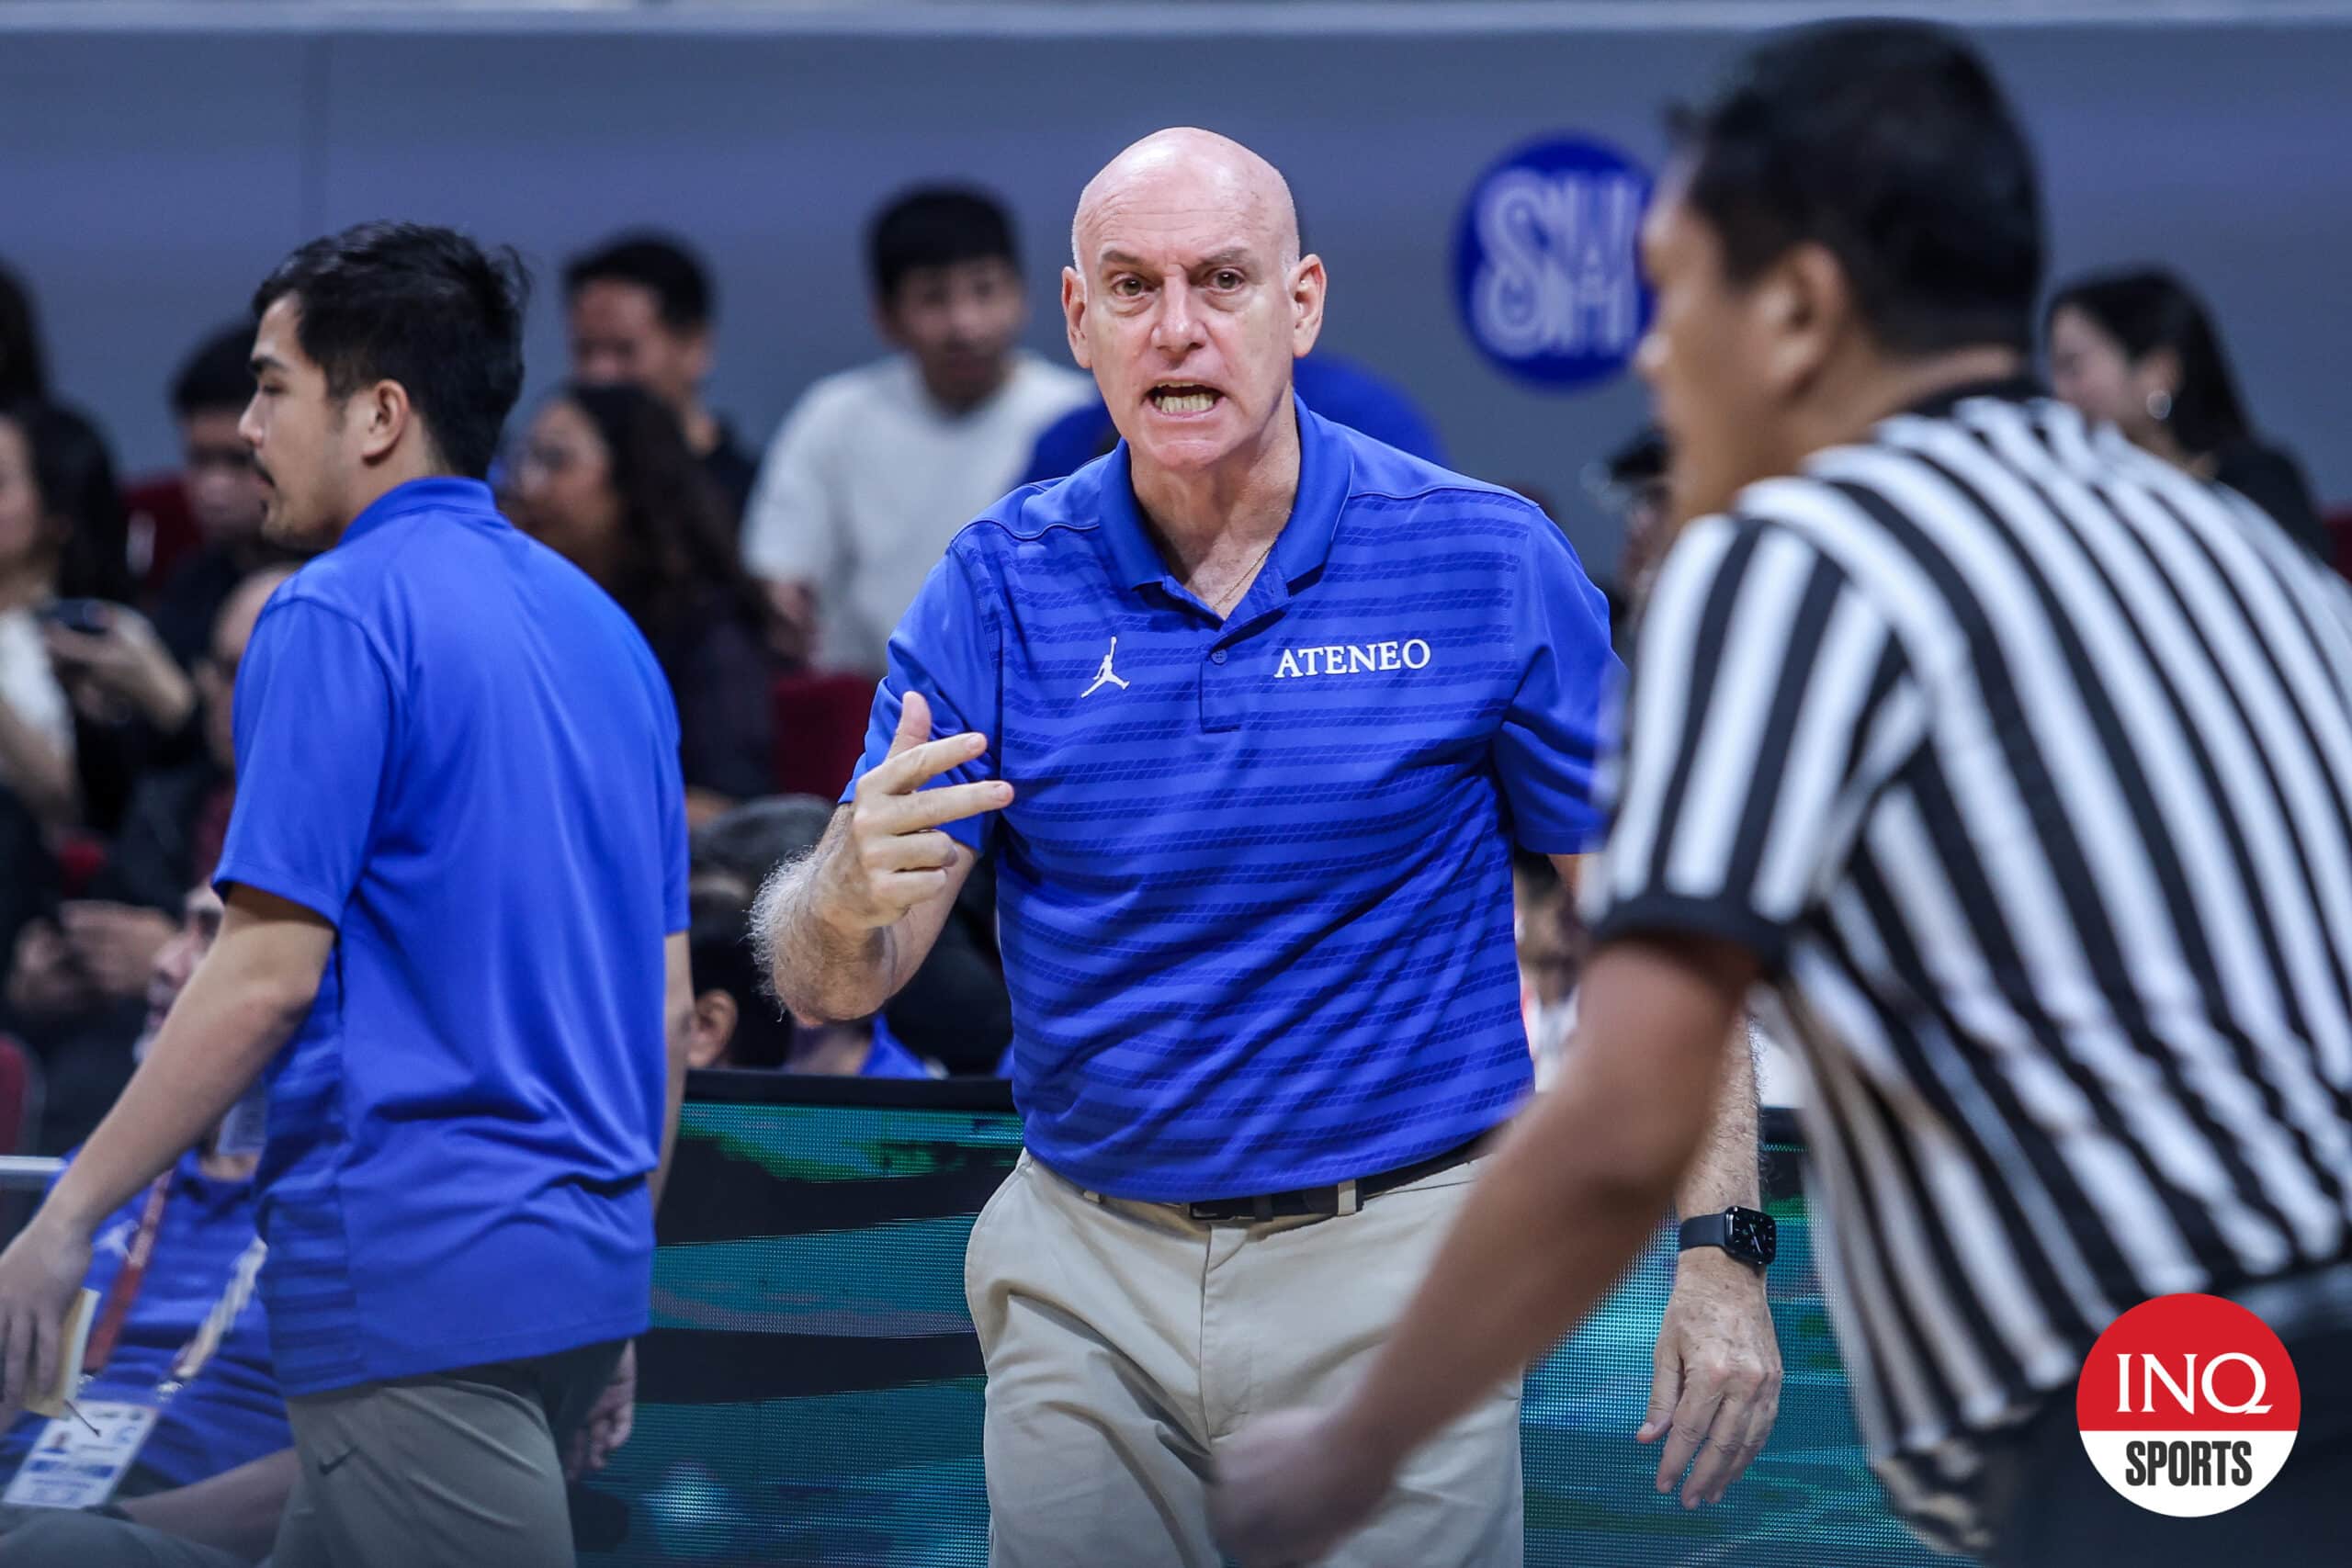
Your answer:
[1,1399,162,1509]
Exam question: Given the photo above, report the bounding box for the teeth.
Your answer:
[1153,390,1216,414]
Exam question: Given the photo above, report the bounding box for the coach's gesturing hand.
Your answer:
[1640,1248,1781,1506]
[825,691,1012,930]
[763,690,1012,1027]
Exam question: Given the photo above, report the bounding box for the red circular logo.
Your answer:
[2075,1293,2300,1517]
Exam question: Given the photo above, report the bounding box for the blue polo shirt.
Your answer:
[848,404,1614,1201]
[0,1148,285,1492]
[214,478,686,1395]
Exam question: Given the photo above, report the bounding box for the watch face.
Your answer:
[1731,1209,1778,1265]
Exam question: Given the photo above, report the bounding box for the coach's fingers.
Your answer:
[866,829,962,875]
[1635,1339,1683,1447]
[1674,1344,1776,1505]
[874,866,955,909]
[865,732,989,795]
[1679,1396,1759,1506]
[1690,1363,1781,1505]
[1652,1378,1726,1499]
[885,692,933,760]
[886,779,1013,833]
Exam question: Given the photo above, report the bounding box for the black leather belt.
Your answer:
[1181,1135,1491,1224]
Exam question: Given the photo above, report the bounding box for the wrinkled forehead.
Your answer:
[1074,161,1287,275]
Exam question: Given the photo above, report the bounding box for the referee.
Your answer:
[0,224,691,1565]
[762,128,1780,1566]
[1215,23,2352,1568]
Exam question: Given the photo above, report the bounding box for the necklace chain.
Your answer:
[1205,537,1279,616]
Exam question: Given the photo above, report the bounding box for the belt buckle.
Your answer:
[1185,1178,1361,1224]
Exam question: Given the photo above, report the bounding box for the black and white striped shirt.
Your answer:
[1587,381,2352,1553]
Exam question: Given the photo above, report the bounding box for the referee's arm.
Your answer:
[1213,516,1917,1565]
[1212,935,1754,1563]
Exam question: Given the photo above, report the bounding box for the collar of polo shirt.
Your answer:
[1093,395,1354,600]
[339,475,501,548]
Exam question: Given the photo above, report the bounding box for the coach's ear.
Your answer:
[1062,267,1094,372]
[1288,253,1327,361]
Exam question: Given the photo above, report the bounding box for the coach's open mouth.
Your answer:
[1147,383,1222,416]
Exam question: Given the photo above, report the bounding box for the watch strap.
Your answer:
[1678,1206,1775,1268]
[1679,1212,1736,1253]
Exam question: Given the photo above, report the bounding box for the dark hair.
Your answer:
[563,232,714,332]
[171,323,258,420]
[251,221,528,479]
[1670,20,2043,356]
[0,261,46,406]
[689,887,796,1070]
[553,381,775,644]
[0,400,131,602]
[690,794,836,895]
[2045,268,2254,458]
[867,186,1018,303]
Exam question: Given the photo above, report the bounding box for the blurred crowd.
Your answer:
[2,184,2342,1158]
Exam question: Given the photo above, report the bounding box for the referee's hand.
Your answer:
[1211,1406,1390,1566]
[834,691,1012,929]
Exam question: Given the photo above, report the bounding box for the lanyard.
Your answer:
[162,1238,267,1391]
[78,1172,268,1393]
[81,1175,171,1377]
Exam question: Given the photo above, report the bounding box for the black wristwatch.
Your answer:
[1678,1206,1776,1270]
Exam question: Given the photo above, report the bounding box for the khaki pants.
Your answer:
[269,1339,623,1568]
[967,1151,1522,1568]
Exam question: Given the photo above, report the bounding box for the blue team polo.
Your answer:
[0,1147,285,1490]
[846,402,1616,1201]
[214,478,687,1395]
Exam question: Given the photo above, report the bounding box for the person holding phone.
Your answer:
[7,568,294,1155]
[38,600,195,745]
[0,400,141,835]
[0,407,91,829]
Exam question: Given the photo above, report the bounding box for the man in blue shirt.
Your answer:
[761,130,1779,1566]
[0,223,692,1568]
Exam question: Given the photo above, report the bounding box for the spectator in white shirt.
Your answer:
[740,186,1091,673]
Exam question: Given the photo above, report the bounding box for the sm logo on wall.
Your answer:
[1453,134,1654,392]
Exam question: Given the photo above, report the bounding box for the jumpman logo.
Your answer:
[1081,637,1131,698]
